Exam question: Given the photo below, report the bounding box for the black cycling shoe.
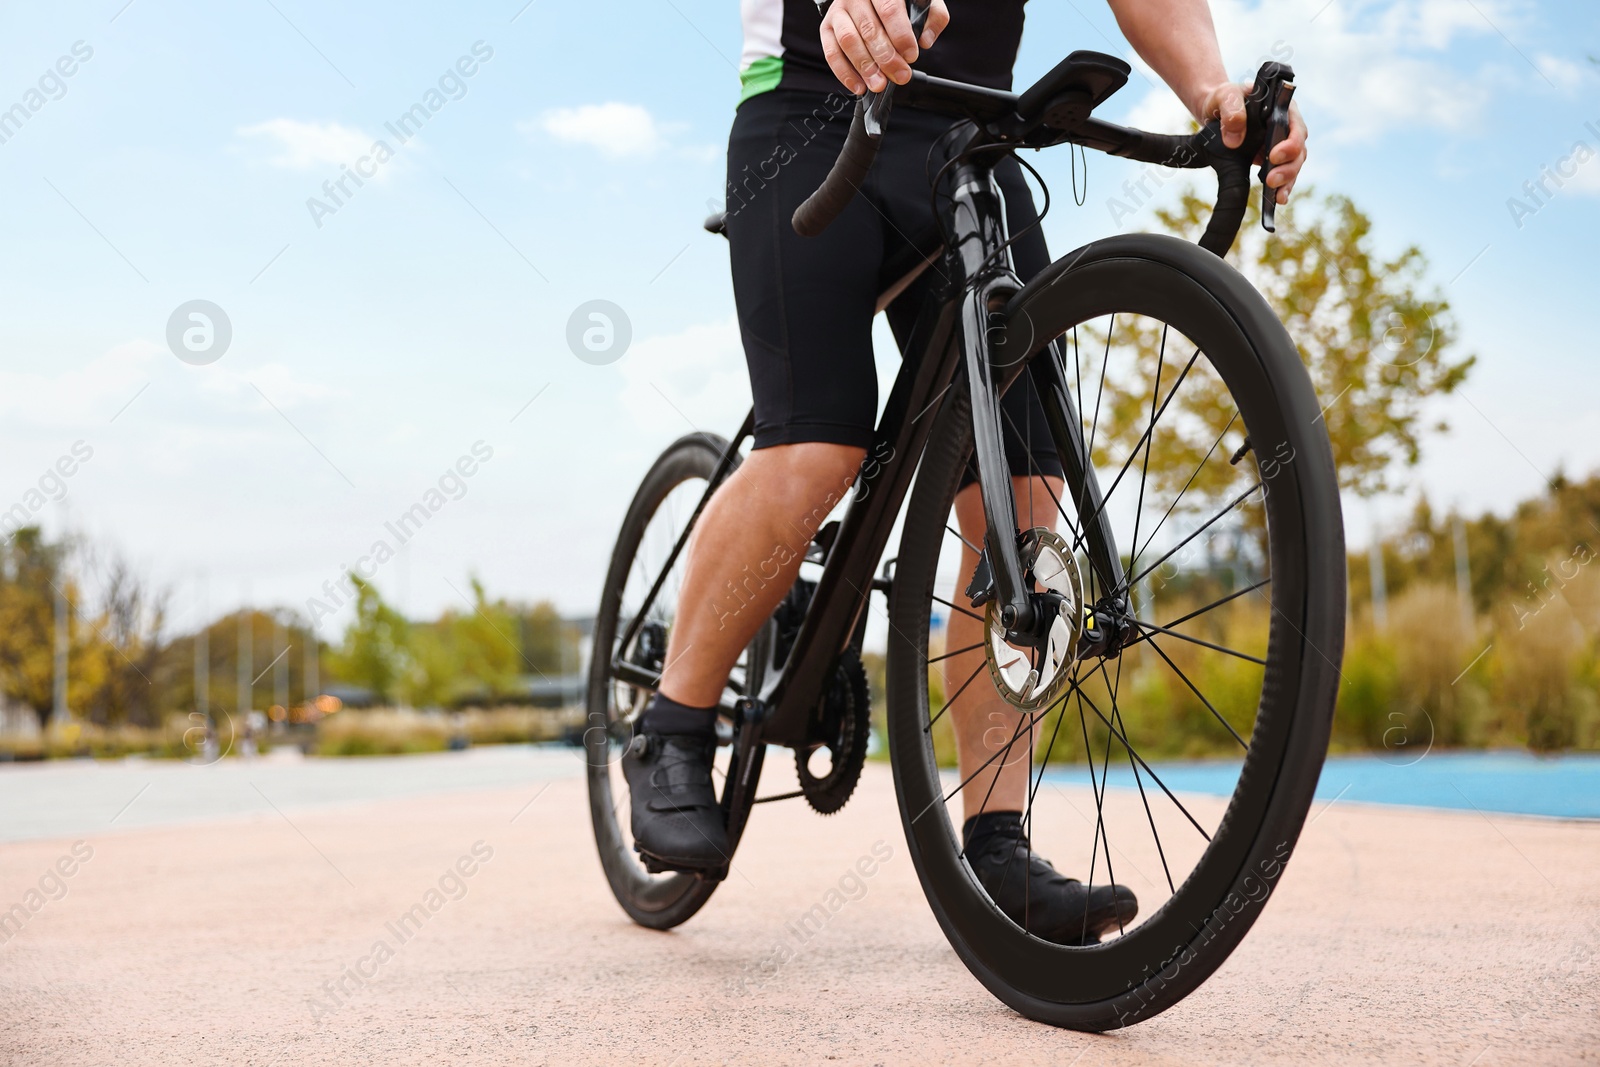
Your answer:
[622,731,729,874]
[965,814,1138,946]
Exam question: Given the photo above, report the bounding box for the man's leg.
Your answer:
[943,472,1138,943]
[945,475,1062,821]
[623,440,865,871]
[658,441,867,707]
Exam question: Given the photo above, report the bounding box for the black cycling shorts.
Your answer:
[724,88,1064,485]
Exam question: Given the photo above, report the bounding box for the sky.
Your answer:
[0,0,1595,639]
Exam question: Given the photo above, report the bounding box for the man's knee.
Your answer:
[745,441,867,509]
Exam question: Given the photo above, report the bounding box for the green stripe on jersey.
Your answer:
[738,55,784,104]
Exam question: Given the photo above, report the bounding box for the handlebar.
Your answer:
[791,1,932,238]
[1101,63,1295,255]
[791,31,1296,259]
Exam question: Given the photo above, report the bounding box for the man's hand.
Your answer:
[821,0,950,95]
[1196,81,1308,205]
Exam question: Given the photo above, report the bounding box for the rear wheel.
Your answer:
[887,235,1345,1029]
[586,432,766,929]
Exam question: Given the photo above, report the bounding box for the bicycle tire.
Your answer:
[586,431,758,929]
[887,233,1345,1029]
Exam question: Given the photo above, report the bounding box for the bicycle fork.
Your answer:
[950,158,1128,649]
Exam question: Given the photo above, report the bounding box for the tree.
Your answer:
[74,552,167,727]
[0,528,67,728]
[388,578,526,708]
[1142,187,1474,499]
[448,577,522,701]
[0,528,100,729]
[328,577,411,705]
[517,600,578,676]
[158,608,320,717]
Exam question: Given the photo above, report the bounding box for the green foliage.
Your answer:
[0,528,72,726]
[517,601,578,676]
[1353,473,1600,616]
[328,577,412,705]
[158,609,322,716]
[1154,187,1475,498]
[398,577,525,707]
[0,528,161,728]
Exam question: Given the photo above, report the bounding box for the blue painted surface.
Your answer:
[1045,751,1600,819]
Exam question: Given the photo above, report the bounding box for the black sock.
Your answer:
[639,693,718,737]
[962,810,1024,849]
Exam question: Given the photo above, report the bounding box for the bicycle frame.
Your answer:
[607,50,1300,860]
[610,123,1128,759]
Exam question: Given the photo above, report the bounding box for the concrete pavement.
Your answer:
[1,752,1595,1065]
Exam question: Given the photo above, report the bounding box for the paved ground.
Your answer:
[1,750,1596,1065]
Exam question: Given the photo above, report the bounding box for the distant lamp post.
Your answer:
[1369,530,1388,629]
[1453,516,1473,626]
[237,605,252,715]
[52,581,68,726]
[196,575,209,719]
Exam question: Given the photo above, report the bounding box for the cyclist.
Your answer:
[625,0,1308,943]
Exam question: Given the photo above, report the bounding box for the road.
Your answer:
[1,748,1595,1065]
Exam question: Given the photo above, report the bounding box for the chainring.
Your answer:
[795,649,872,815]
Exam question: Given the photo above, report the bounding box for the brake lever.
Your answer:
[861,0,931,136]
[1252,63,1296,233]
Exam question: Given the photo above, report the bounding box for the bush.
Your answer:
[315,709,451,756]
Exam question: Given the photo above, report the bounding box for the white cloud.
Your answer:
[616,316,750,437]
[0,341,160,426]
[1564,144,1600,195]
[236,118,383,171]
[200,362,342,408]
[1116,0,1516,143]
[527,103,672,158]
[1535,53,1591,94]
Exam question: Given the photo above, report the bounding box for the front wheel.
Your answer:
[887,234,1346,1029]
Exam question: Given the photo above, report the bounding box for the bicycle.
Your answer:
[586,8,1344,1030]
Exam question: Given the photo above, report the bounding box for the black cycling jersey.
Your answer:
[737,0,1027,103]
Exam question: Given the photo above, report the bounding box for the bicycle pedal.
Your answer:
[636,847,726,880]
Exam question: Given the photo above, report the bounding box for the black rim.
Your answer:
[892,248,1335,1011]
[587,436,755,918]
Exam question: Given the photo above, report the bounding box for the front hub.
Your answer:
[982,528,1085,711]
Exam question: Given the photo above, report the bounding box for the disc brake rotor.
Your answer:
[983,528,1085,711]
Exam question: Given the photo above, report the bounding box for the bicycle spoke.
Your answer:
[1024,670,1076,862]
[1129,410,1239,574]
[926,641,985,665]
[926,659,988,733]
[1133,619,1266,666]
[1084,316,1112,477]
[932,594,985,624]
[1073,685,1212,843]
[946,524,982,555]
[959,706,1035,860]
[1140,634,1249,750]
[1073,687,1111,941]
[1123,478,1262,593]
[1078,658,1173,898]
[1093,654,1135,937]
[912,684,1078,825]
[1068,345,1204,569]
[1152,577,1271,633]
[1126,325,1169,583]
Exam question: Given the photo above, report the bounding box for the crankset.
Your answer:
[773,578,873,815]
[795,648,871,814]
